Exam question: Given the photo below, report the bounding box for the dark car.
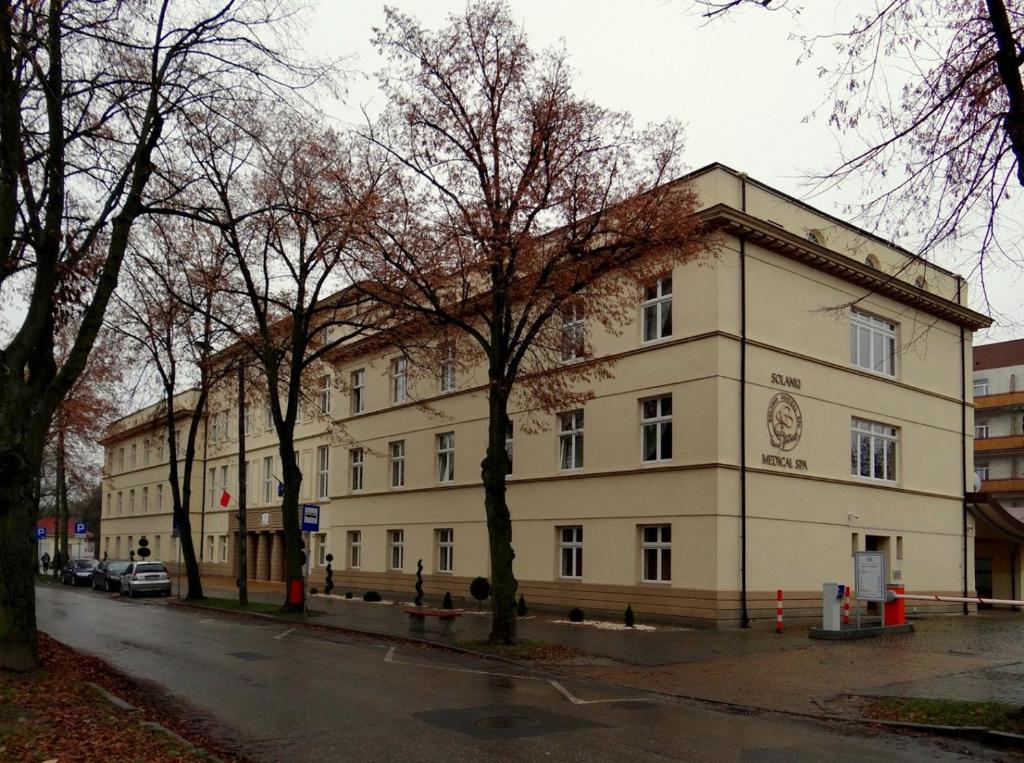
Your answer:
[91,560,130,592]
[60,558,99,586]
[119,561,171,598]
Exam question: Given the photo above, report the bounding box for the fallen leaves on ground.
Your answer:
[0,633,244,762]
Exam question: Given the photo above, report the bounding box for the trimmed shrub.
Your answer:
[442,591,454,610]
[345,591,353,599]
[363,591,382,603]
[469,576,491,602]
[624,604,635,628]
[568,607,585,623]
[517,595,528,616]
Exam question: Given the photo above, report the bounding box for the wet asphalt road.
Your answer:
[36,584,999,762]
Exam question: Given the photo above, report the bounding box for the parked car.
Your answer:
[119,561,171,598]
[60,559,99,586]
[92,560,130,592]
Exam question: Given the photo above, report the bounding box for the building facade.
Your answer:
[100,164,990,626]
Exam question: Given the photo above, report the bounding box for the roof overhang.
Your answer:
[967,492,1024,543]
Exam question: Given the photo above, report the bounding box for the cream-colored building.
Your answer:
[100,163,991,625]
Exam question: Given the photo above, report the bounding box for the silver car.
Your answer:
[119,561,171,598]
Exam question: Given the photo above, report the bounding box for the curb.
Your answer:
[864,719,1024,749]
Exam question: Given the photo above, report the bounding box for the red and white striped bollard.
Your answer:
[775,589,784,633]
[843,585,851,626]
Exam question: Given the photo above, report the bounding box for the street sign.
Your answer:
[277,482,285,497]
[74,522,86,539]
[35,527,46,540]
[301,503,320,532]
[171,513,180,539]
[854,551,886,602]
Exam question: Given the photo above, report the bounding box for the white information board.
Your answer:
[854,551,886,602]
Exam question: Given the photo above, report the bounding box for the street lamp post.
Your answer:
[237,360,248,606]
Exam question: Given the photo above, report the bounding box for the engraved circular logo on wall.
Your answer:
[767,393,803,451]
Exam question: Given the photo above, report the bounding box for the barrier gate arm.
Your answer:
[888,592,1024,608]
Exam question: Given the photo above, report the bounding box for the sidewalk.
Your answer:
[182,575,1024,719]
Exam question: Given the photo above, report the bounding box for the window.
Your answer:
[143,439,151,465]
[850,417,898,482]
[975,421,989,439]
[974,378,989,398]
[559,410,584,470]
[505,420,514,476]
[207,535,214,562]
[265,403,274,430]
[319,375,331,415]
[156,484,163,512]
[440,347,456,392]
[850,309,896,376]
[142,487,148,513]
[175,427,182,458]
[437,432,455,482]
[107,450,114,473]
[317,445,330,499]
[208,467,217,509]
[864,254,880,268]
[154,535,161,558]
[559,526,583,579]
[220,465,229,502]
[117,492,123,515]
[210,413,219,442]
[390,440,405,488]
[561,304,585,361]
[106,493,112,517]
[128,489,135,515]
[641,525,671,583]
[391,357,408,404]
[119,448,125,472]
[316,533,327,566]
[263,456,274,503]
[244,406,252,436]
[217,535,227,562]
[115,537,121,557]
[389,529,404,570]
[641,276,672,342]
[641,395,673,463]
[348,530,362,569]
[156,437,163,462]
[351,369,365,414]
[437,528,454,573]
[350,448,364,492]
[975,462,990,481]
[131,444,137,468]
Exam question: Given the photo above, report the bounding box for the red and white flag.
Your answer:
[219,490,231,508]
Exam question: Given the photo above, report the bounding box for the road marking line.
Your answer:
[199,619,215,624]
[548,679,658,706]
[273,628,295,640]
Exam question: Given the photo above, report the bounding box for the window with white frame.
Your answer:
[154,535,161,558]
[143,439,151,465]
[437,432,455,482]
[119,447,125,471]
[389,529,404,570]
[391,357,408,404]
[641,395,673,463]
[561,304,585,361]
[142,487,148,513]
[440,346,456,392]
[641,276,672,342]
[317,445,330,498]
[850,417,898,482]
[319,375,331,415]
[975,421,990,439]
[849,309,896,376]
[351,369,365,414]
[131,444,137,468]
[129,489,135,514]
[559,526,583,579]
[156,484,163,512]
[209,467,217,509]
[220,465,229,503]
[505,420,513,475]
[559,410,584,470]
[973,378,989,398]
[265,403,274,430]
[207,535,214,562]
[350,448,364,492]
[316,532,327,566]
[175,427,182,457]
[975,462,990,482]
[263,456,274,503]
[156,437,163,462]
[210,413,219,442]
[117,492,123,515]
[390,440,405,488]
[437,528,454,573]
[244,406,251,436]
[641,525,671,582]
[348,530,362,569]
[106,493,112,517]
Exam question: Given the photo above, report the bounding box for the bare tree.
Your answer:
[696,0,1024,269]
[349,2,714,644]
[0,0,322,672]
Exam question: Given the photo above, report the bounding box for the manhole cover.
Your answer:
[475,715,541,730]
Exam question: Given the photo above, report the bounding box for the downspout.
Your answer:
[739,173,750,628]
[958,275,969,615]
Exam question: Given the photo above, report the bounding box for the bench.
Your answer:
[403,606,462,636]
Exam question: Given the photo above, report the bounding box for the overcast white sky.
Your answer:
[306,0,1022,343]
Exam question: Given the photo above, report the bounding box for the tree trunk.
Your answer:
[986,0,1024,187]
[56,427,68,564]
[164,397,204,600]
[482,389,517,644]
[279,433,304,613]
[0,439,43,671]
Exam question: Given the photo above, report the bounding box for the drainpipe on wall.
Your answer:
[739,173,750,629]
[199,402,209,573]
[958,275,969,615]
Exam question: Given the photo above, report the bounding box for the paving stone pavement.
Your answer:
[188,576,1024,717]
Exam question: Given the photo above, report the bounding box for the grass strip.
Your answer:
[866,696,1024,735]
[184,596,323,619]
[456,639,583,661]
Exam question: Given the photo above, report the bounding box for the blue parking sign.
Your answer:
[36,527,46,540]
[74,522,86,538]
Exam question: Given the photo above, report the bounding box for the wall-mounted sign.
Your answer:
[260,512,270,527]
[767,392,803,451]
[770,373,802,390]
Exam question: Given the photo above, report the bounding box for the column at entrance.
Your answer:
[246,533,258,579]
[258,532,272,580]
[270,532,285,582]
